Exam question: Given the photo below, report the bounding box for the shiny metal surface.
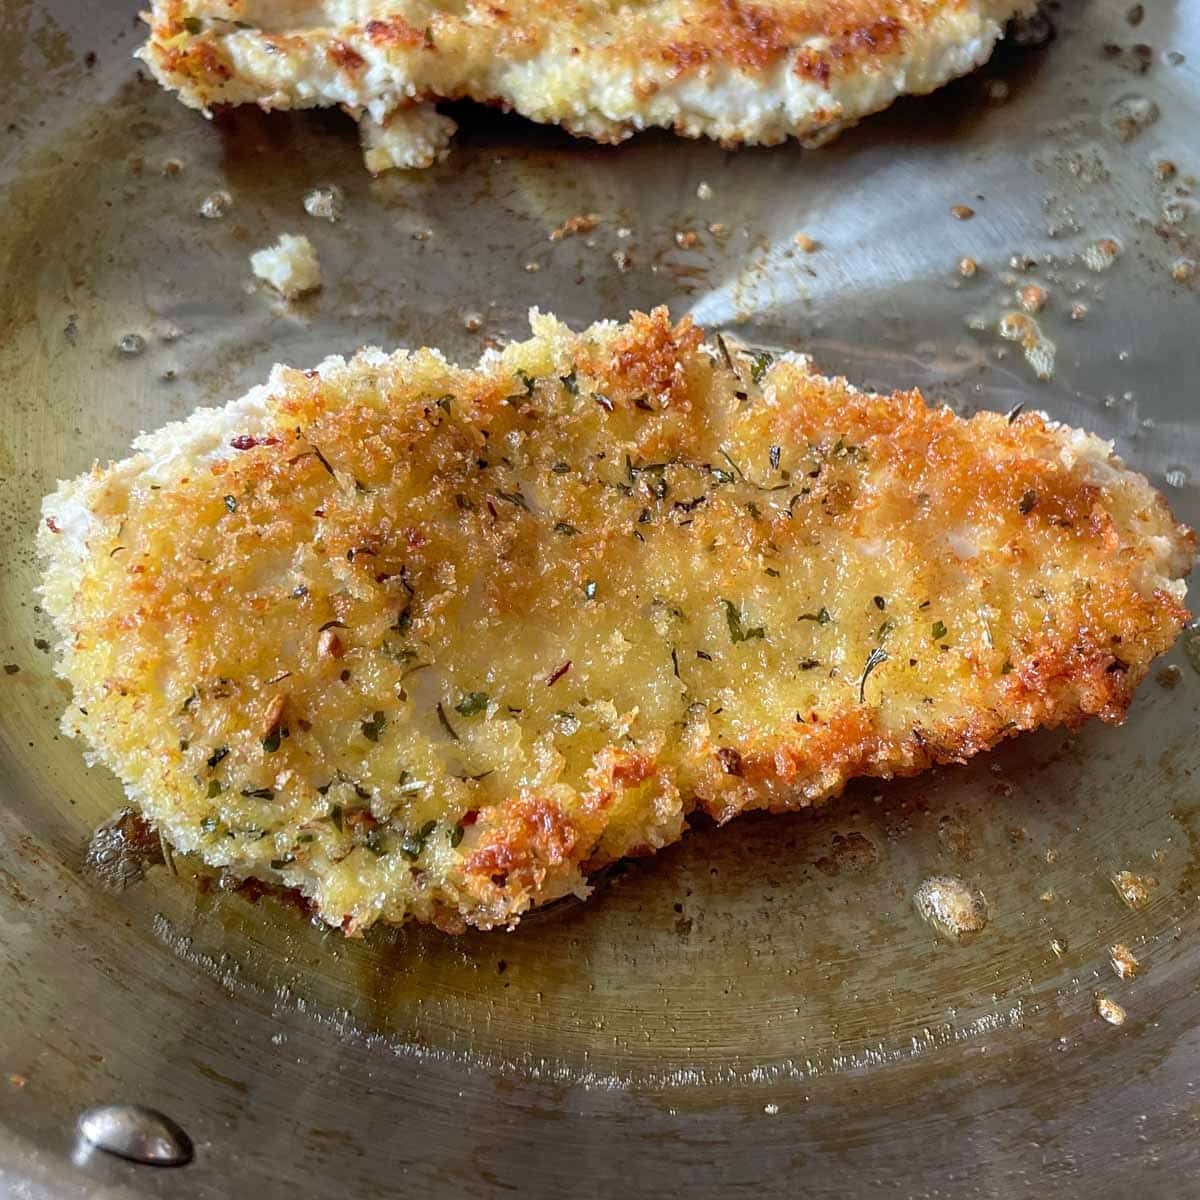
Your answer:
[75,1105,193,1168]
[1,0,1198,1195]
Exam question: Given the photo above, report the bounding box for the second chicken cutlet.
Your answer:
[138,0,1036,169]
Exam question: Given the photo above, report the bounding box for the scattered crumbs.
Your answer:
[303,185,344,223]
[549,213,600,241]
[1044,848,1058,864]
[463,311,482,332]
[1105,94,1159,142]
[696,180,713,200]
[198,190,231,219]
[1070,302,1089,321]
[763,1103,779,1115]
[8,1074,26,1089]
[612,249,632,273]
[1125,3,1144,25]
[4,664,20,675]
[1111,869,1157,910]
[1161,200,1189,226]
[524,261,540,273]
[708,222,727,236]
[1050,936,1068,957]
[1154,159,1176,181]
[249,233,321,299]
[1096,995,1127,1026]
[999,313,1034,340]
[1039,888,1056,904]
[958,256,978,278]
[616,226,632,239]
[160,157,184,176]
[793,232,817,252]
[1058,144,1112,184]
[999,312,1056,380]
[118,333,146,356]
[1083,238,1121,272]
[412,228,433,241]
[1171,258,1197,283]
[1043,195,1080,239]
[950,204,975,220]
[1019,284,1047,313]
[913,875,989,940]
[1110,943,1140,979]
[675,229,699,249]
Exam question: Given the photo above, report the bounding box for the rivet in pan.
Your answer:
[76,1103,193,1167]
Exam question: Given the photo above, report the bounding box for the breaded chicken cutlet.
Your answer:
[39,309,1194,933]
[138,0,1035,170]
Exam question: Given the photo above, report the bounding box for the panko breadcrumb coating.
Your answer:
[39,308,1193,933]
[137,0,1035,170]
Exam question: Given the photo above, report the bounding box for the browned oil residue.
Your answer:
[1156,665,1182,689]
[936,811,977,860]
[1111,869,1157,910]
[1109,943,1140,979]
[218,868,316,919]
[84,808,163,891]
[814,831,880,875]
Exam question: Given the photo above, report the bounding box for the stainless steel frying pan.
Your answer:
[2,0,1198,1194]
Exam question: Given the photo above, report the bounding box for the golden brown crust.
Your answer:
[149,0,982,84]
[463,791,599,909]
[364,17,427,49]
[39,308,1194,932]
[137,0,1034,161]
[661,0,919,80]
